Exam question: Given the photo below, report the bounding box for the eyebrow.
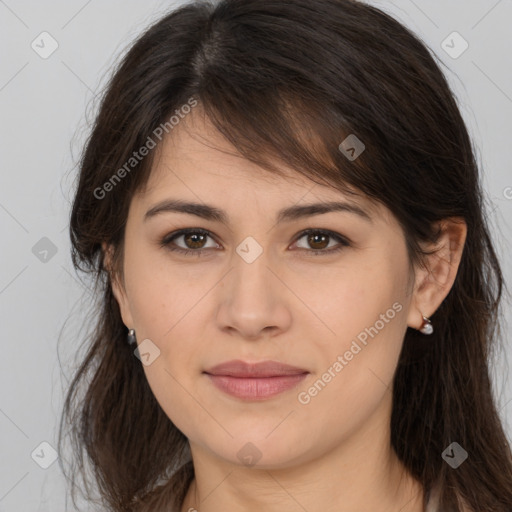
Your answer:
[144,198,373,224]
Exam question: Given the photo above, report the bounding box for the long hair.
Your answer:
[59,0,512,510]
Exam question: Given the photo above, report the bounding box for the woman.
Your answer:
[59,0,512,510]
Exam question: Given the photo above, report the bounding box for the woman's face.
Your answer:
[111,111,419,470]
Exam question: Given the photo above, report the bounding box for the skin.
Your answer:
[105,109,467,512]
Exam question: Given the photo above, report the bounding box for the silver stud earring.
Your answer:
[419,315,433,335]
[127,328,137,345]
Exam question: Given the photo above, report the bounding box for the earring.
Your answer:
[127,328,137,345]
[419,315,433,335]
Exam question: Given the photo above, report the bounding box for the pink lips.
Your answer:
[203,359,309,400]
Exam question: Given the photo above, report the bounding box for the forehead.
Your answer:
[139,109,378,213]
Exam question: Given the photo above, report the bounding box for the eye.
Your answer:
[160,228,219,257]
[291,228,350,256]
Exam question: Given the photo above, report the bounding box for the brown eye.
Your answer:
[160,229,219,255]
[293,229,350,255]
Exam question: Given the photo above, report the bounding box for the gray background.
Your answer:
[0,1,511,510]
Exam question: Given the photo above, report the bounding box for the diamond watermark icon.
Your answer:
[441,31,468,59]
[442,442,468,469]
[134,338,161,366]
[31,441,58,469]
[236,236,263,264]
[339,134,365,161]
[32,237,58,263]
[31,32,59,59]
[236,442,262,467]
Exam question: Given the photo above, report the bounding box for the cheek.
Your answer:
[123,241,203,339]
[123,250,211,427]
[293,299,407,453]
[285,252,408,351]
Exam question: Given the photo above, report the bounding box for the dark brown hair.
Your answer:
[59,0,512,510]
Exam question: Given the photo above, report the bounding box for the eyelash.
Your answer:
[159,228,351,257]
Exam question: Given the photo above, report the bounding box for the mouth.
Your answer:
[203,359,309,400]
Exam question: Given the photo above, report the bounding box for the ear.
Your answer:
[407,217,467,330]
[102,241,135,329]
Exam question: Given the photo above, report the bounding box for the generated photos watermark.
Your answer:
[94,96,198,200]
[297,301,403,405]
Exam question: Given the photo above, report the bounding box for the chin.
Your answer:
[209,435,315,470]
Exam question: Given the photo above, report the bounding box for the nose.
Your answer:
[215,248,292,341]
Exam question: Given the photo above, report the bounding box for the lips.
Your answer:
[203,360,310,400]
[204,359,309,378]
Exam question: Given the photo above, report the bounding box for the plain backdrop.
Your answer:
[1,1,511,510]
